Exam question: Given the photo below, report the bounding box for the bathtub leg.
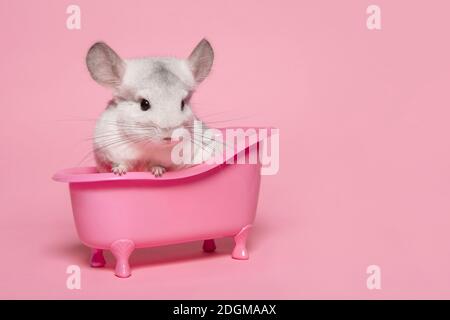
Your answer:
[110,239,135,278]
[203,239,216,253]
[232,225,252,260]
[90,248,106,268]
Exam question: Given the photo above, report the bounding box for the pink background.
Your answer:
[1,0,450,299]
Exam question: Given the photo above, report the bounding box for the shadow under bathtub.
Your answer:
[48,220,270,272]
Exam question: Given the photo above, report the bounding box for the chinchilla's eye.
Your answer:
[181,100,185,111]
[140,99,151,111]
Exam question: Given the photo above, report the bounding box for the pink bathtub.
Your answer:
[53,129,268,278]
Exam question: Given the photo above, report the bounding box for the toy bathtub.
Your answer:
[53,128,270,278]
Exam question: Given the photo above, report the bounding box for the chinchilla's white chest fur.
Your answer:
[93,106,185,172]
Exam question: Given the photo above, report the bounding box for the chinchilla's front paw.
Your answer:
[111,164,127,176]
[151,165,166,177]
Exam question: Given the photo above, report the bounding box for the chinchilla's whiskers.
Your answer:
[189,133,232,154]
[90,135,142,146]
[94,133,154,150]
[190,105,254,118]
[140,136,156,149]
[113,123,159,131]
[115,121,158,128]
[191,132,234,151]
[77,134,153,166]
[186,133,211,150]
[78,138,141,167]
[190,110,239,119]
[184,116,254,128]
[83,122,158,142]
[83,133,126,141]
[55,118,159,131]
[190,139,215,154]
[84,131,145,142]
[191,132,223,144]
[78,137,135,165]
[69,111,251,165]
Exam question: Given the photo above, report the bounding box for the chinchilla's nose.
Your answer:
[160,127,174,140]
[162,130,179,144]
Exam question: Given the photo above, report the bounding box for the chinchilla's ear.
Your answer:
[188,38,214,83]
[86,42,125,87]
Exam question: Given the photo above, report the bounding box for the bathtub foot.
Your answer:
[203,239,216,253]
[90,249,106,268]
[232,225,252,260]
[110,239,135,278]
